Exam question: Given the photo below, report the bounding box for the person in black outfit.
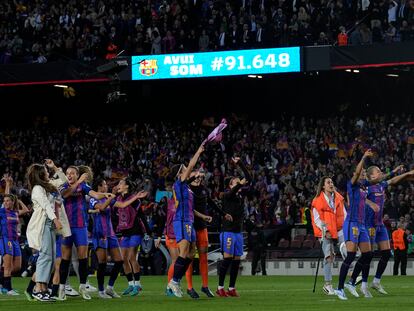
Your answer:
[246,214,267,276]
[216,156,252,297]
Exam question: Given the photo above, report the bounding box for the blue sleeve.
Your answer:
[361,179,370,187]
[89,198,98,210]
[380,180,389,188]
[59,182,69,194]
[81,182,92,195]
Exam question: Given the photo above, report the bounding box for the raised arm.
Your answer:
[61,173,88,198]
[194,210,212,223]
[370,165,404,184]
[351,149,373,185]
[113,191,148,208]
[92,194,116,211]
[18,199,30,216]
[386,169,414,186]
[181,143,205,181]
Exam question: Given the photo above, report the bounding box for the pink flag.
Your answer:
[203,118,227,144]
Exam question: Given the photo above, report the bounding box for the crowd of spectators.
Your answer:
[1,0,414,64]
[2,114,414,239]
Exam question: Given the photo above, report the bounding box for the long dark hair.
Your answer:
[27,163,57,194]
[92,177,105,192]
[123,177,137,194]
[314,176,332,200]
[3,194,19,211]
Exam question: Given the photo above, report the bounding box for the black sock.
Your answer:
[183,258,193,274]
[338,252,356,290]
[51,284,59,297]
[3,276,11,291]
[78,258,88,284]
[126,272,133,282]
[375,250,391,279]
[108,261,123,287]
[133,272,141,282]
[229,259,240,288]
[27,279,36,294]
[173,256,186,282]
[0,267,4,286]
[350,257,364,285]
[361,252,374,282]
[48,276,53,289]
[218,258,232,287]
[97,263,106,292]
[59,259,70,285]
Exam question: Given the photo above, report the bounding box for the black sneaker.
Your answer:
[201,287,215,298]
[32,291,54,302]
[187,288,200,299]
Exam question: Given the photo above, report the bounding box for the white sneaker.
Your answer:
[361,286,373,298]
[79,285,92,300]
[334,289,348,300]
[322,284,335,295]
[344,283,360,298]
[167,280,183,298]
[7,290,20,296]
[105,287,121,298]
[65,285,80,296]
[86,283,97,292]
[371,282,388,295]
[98,291,112,299]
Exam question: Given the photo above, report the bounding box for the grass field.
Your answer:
[0,276,413,310]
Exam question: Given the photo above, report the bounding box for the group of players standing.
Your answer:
[311,149,414,300]
[0,141,252,301]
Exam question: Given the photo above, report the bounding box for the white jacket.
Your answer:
[26,170,71,251]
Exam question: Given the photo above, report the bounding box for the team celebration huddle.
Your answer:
[0,120,413,303]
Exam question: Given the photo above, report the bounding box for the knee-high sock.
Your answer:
[350,257,364,284]
[375,250,391,280]
[185,263,193,290]
[26,279,36,294]
[108,261,123,287]
[172,256,186,283]
[199,252,209,287]
[97,263,106,292]
[78,258,88,285]
[229,259,240,288]
[338,252,356,290]
[218,258,232,287]
[361,252,374,283]
[3,276,11,291]
[323,258,333,283]
[59,259,70,285]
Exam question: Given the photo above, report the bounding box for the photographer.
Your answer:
[246,214,267,276]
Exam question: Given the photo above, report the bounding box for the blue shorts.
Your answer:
[173,221,196,243]
[93,236,120,250]
[343,220,370,244]
[0,237,21,257]
[56,235,62,258]
[119,235,142,249]
[367,224,390,244]
[220,232,243,257]
[62,227,88,247]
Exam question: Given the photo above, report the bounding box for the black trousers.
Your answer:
[251,248,267,275]
[393,249,407,275]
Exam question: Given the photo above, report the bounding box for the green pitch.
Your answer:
[1,276,413,310]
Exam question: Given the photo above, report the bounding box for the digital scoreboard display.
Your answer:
[131,47,300,80]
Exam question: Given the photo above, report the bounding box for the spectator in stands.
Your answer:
[337,26,348,46]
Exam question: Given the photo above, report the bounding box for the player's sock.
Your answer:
[199,252,209,288]
[3,276,11,291]
[126,272,133,285]
[375,250,391,280]
[108,261,123,287]
[27,279,36,294]
[323,258,332,283]
[172,256,186,283]
[97,263,106,292]
[229,259,240,288]
[361,251,373,283]
[51,284,59,297]
[218,258,232,287]
[185,263,193,290]
[59,259,70,285]
[361,281,368,289]
[0,266,4,287]
[168,263,174,282]
[133,272,141,286]
[350,257,363,285]
[78,258,88,285]
[338,252,356,290]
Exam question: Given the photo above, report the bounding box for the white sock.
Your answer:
[107,285,113,290]
[80,283,86,289]
[128,281,134,286]
[229,287,235,291]
[134,280,141,287]
[99,291,105,294]
[218,286,224,290]
[361,282,368,289]
[373,277,381,284]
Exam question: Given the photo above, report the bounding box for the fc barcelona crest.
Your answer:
[139,59,158,76]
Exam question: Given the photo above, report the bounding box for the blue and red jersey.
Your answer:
[346,180,368,224]
[90,198,115,238]
[365,181,388,227]
[60,182,91,228]
[172,179,194,223]
[0,206,19,241]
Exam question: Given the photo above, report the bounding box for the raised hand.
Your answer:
[203,215,213,223]
[78,173,89,183]
[224,214,233,222]
[393,165,404,175]
[232,157,241,164]
[136,190,149,199]
[363,149,374,158]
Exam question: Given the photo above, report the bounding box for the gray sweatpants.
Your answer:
[35,219,56,283]
[322,230,345,282]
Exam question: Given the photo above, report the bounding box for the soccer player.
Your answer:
[112,178,149,296]
[89,177,124,299]
[166,143,205,298]
[345,165,414,296]
[311,176,346,295]
[216,156,251,297]
[58,166,109,300]
[334,149,379,300]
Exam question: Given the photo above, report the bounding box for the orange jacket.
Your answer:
[311,191,345,239]
[338,33,348,46]
[392,228,406,250]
